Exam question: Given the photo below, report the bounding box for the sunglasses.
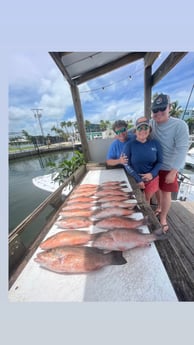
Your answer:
[115,127,127,135]
[136,125,149,131]
[152,106,167,114]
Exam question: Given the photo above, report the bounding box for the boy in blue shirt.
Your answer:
[106,120,135,168]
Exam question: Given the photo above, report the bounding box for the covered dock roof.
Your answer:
[49,51,188,161]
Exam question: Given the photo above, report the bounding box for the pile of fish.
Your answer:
[34,180,167,274]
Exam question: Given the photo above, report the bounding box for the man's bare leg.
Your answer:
[154,190,161,215]
[159,190,171,232]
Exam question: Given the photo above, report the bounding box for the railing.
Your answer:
[9,165,86,276]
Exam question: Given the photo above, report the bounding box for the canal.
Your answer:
[9,150,194,234]
[9,150,74,233]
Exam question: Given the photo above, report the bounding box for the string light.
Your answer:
[79,66,144,94]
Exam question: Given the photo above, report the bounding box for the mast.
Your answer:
[182,84,194,120]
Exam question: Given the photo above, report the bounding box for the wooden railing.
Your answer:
[9,165,86,275]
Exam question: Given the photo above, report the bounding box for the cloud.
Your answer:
[9,51,194,137]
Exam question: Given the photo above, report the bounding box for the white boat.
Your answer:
[33,170,194,202]
[32,173,73,196]
[176,172,194,201]
[185,147,194,168]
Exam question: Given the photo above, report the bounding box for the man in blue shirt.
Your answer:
[106,120,135,168]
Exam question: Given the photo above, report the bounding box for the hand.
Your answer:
[140,173,153,182]
[138,181,145,189]
[119,153,128,165]
[165,170,177,184]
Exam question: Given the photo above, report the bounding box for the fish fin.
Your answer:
[110,251,127,265]
[90,233,98,241]
[134,205,141,212]
[153,228,169,240]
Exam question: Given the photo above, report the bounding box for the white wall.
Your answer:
[88,138,114,163]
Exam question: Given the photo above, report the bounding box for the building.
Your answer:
[180,108,194,121]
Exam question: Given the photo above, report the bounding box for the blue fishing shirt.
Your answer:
[106,132,135,160]
[123,138,163,183]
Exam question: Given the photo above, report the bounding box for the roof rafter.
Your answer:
[151,52,188,86]
[75,52,146,85]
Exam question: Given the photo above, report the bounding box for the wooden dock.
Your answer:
[130,178,194,302]
[9,165,194,301]
[159,201,194,301]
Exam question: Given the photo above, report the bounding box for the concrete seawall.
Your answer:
[9,142,82,160]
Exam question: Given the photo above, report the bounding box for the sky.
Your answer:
[8,51,194,138]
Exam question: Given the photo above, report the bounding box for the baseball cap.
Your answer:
[152,94,170,111]
[135,118,150,129]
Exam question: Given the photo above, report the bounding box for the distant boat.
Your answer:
[176,172,194,201]
[185,147,194,168]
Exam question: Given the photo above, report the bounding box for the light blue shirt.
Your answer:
[150,117,189,171]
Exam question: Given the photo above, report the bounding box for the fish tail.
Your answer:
[94,202,102,207]
[90,233,98,241]
[128,192,136,199]
[142,215,152,226]
[153,228,169,240]
[120,180,127,184]
[109,251,127,265]
[134,204,141,212]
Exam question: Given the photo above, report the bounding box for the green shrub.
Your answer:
[48,150,85,185]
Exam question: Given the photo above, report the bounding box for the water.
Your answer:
[9,150,74,232]
[9,152,194,233]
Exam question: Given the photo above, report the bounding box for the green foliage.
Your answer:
[99,120,110,131]
[48,150,85,185]
[169,101,182,118]
[186,117,194,134]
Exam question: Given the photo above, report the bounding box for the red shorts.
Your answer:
[159,170,179,192]
[144,176,159,194]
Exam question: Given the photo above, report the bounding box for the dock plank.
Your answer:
[167,202,194,278]
[151,201,194,301]
[127,175,194,301]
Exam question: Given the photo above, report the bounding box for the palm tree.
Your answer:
[22,130,33,143]
[85,120,91,132]
[60,121,68,135]
[99,120,109,131]
[169,101,183,118]
[67,121,73,134]
[127,120,134,129]
[51,125,68,141]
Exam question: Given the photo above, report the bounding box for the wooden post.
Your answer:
[70,84,91,162]
[144,64,152,119]
[144,52,160,119]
